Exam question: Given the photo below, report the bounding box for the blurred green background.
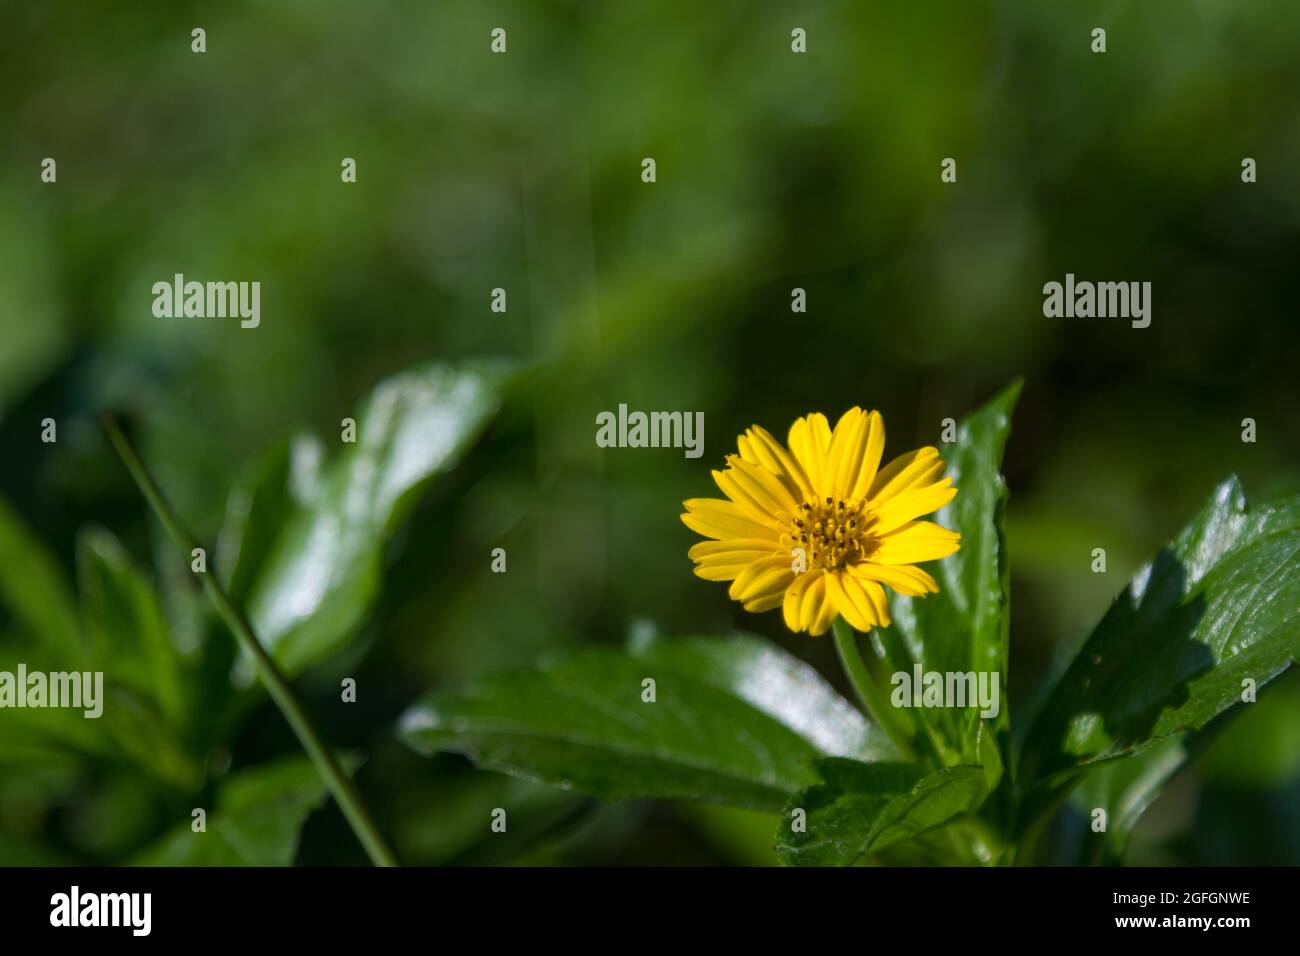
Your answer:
[2,0,1299,865]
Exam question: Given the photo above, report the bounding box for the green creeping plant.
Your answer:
[399,381,1300,866]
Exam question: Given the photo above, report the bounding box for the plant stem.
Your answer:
[831,617,915,761]
[103,415,399,868]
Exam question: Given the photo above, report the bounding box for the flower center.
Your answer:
[787,496,877,571]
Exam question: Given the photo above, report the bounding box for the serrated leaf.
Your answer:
[240,361,514,677]
[1020,477,1300,797]
[399,634,891,812]
[775,758,988,866]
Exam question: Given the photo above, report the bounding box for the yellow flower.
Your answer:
[681,408,960,636]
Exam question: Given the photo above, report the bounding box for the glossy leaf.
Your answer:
[399,634,890,812]
[775,758,988,866]
[1020,477,1300,794]
[239,361,514,677]
[873,381,1021,764]
[626,632,899,763]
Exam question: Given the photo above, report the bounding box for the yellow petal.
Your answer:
[788,413,833,498]
[728,555,794,604]
[825,408,864,500]
[783,571,817,632]
[871,521,961,565]
[825,408,887,502]
[693,563,755,582]
[681,499,782,541]
[848,562,939,596]
[806,573,839,636]
[801,572,827,631]
[743,590,787,613]
[724,454,801,517]
[711,469,781,525]
[688,538,784,560]
[868,448,946,504]
[844,575,892,628]
[690,538,784,583]
[738,425,814,499]
[848,410,887,501]
[825,571,876,632]
[871,478,957,535]
[826,408,886,501]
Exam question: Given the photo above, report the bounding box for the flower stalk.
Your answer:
[831,617,916,761]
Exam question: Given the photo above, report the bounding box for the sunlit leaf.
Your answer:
[399,634,893,811]
[1020,478,1300,806]
[239,361,515,677]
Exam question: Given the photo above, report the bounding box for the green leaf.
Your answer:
[77,527,185,727]
[0,496,82,663]
[0,640,109,765]
[215,439,296,606]
[1197,672,1300,788]
[775,758,988,866]
[1069,735,1197,864]
[74,527,199,788]
[131,755,344,866]
[398,633,894,812]
[627,632,899,763]
[1020,477,1300,797]
[683,804,782,866]
[0,512,197,785]
[1069,670,1300,864]
[239,360,514,677]
[874,380,1021,764]
[394,773,588,865]
[0,498,97,765]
